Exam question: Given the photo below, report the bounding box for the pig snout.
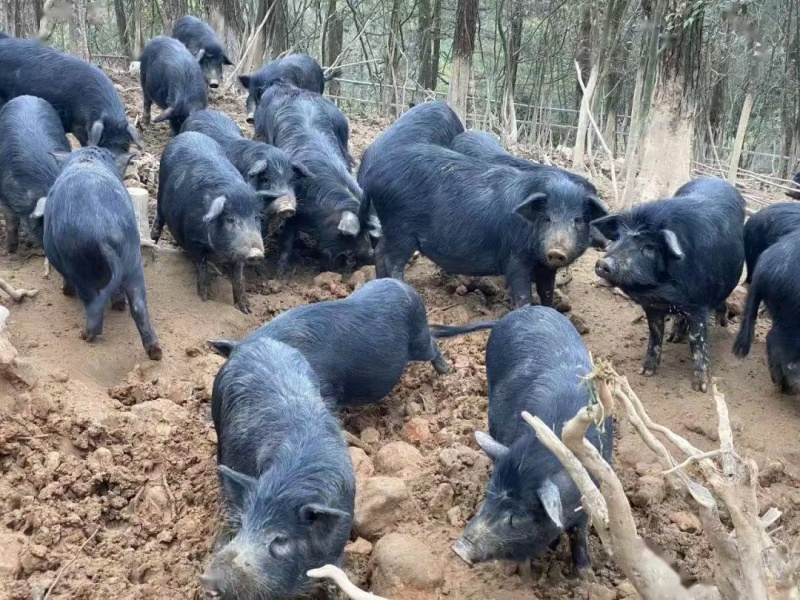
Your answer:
[273,194,297,218]
[246,112,255,124]
[595,257,614,280]
[546,249,569,267]
[246,247,265,264]
[452,537,476,566]
[199,568,224,598]
[208,79,220,89]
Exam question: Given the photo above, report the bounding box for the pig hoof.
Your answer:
[81,331,97,343]
[692,373,708,393]
[236,302,251,315]
[147,344,163,361]
[640,366,656,377]
[432,359,451,374]
[111,299,127,311]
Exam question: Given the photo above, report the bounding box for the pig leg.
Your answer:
[195,258,212,301]
[110,289,127,311]
[62,277,76,297]
[150,212,165,243]
[641,307,666,377]
[687,309,710,393]
[568,521,591,576]
[667,314,688,343]
[125,275,162,360]
[715,305,729,327]
[230,261,251,314]
[379,233,416,281]
[374,237,389,278]
[276,220,298,278]
[142,92,152,126]
[505,261,533,308]
[532,264,556,308]
[79,289,105,342]
[4,209,19,254]
[766,330,783,388]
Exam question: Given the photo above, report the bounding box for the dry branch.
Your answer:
[0,277,38,302]
[307,565,387,600]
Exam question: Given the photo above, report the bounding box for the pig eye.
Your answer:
[641,244,656,256]
[269,534,292,558]
[224,215,236,226]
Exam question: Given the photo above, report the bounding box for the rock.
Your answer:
[631,474,665,508]
[553,289,572,313]
[370,533,444,597]
[635,462,657,476]
[44,451,61,471]
[359,427,380,445]
[759,459,785,487]
[438,444,482,477]
[374,442,422,476]
[359,265,376,281]
[446,506,463,527]
[429,483,454,519]
[349,447,375,481]
[348,270,368,290]
[668,511,702,533]
[454,285,468,296]
[88,447,114,471]
[616,580,639,598]
[353,477,414,540]
[156,530,174,543]
[401,417,430,443]
[128,61,141,75]
[50,369,69,383]
[0,533,26,579]
[476,278,503,297]
[345,537,373,557]
[725,285,747,318]
[207,428,218,444]
[129,398,188,425]
[314,272,342,287]
[587,583,615,600]
[569,313,590,335]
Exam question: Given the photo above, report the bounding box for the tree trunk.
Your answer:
[384,0,403,114]
[728,37,762,182]
[575,6,592,109]
[430,0,442,88]
[132,0,144,56]
[446,0,478,124]
[324,0,343,96]
[499,0,522,144]
[70,0,89,60]
[113,0,132,58]
[418,0,433,90]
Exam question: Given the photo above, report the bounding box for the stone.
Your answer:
[360,427,380,445]
[553,289,572,313]
[370,533,444,597]
[446,506,463,527]
[50,369,70,383]
[348,270,368,290]
[353,477,414,540]
[0,533,26,579]
[349,447,375,481]
[313,272,342,287]
[429,483,454,519]
[359,265,376,281]
[401,417,430,443]
[44,451,61,471]
[345,537,373,557]
[88,447,114,471]
[374,442,422,476]
[668,511,702,533]
[587,583,615,600]
[616,580,639,598]
[631,475,665,508]
[569,313,590,335]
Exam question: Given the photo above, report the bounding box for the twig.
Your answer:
[307,564,387,600]
[574,61,619,207]
[662,450,723,475]
[0,277,38,302]
[43,527,100,600]
[223,3,276,93]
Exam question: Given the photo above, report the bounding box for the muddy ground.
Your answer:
[0,72,799,600]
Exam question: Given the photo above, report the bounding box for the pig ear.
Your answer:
[30,197,47,219]
[114,152,134,178]
[299,503,350,533]
[514,192,548,223]
[50,151,72,167]
[368,214,383,239]
[338,211,360,236]
[207,339,239,357]
[586,195,608,221]
[662,229,684,260]
[238,75,251,89]
[590,214,622,242]
[223,54,234,66]
[217,465,256,507]
[292,161,312,179]
[203,196,227,222]
[537,478,564,529]
[194,48,206,62]
[89,120,104,146]
[153,106,175,123]
[475,431,509,462]
[127,123,145,151]
[247,159,268,179]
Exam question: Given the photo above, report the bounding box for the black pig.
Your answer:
[743,202,800,284]
[444,307,613,574]
[239,54,339,123]
[0,95,69,252]
[35,147,161,359]
[593,177,745,392]
[171,15,232,88]
[0,36,143,153]
[734,231,800,394]
[152,131,264,313]
[202,335,355,599]
[140,36,208,135]
[256,82,372,273]
[181,109,303,218]
[208,278,450,406]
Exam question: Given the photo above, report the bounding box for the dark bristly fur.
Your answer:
[0,36,141,153]
[171,15,232,87]
[0,96,70,252]
[38,147,161,360]
[140,36,208,135]
[255,82,372,271]
[204,336,355,599]
[209,279,450,406]
[742,202,800,284]
[452,307,613,574]
[733,230,800,394]
[358,104,607,309]
[592,177,745,392]
[153,131,264,313]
